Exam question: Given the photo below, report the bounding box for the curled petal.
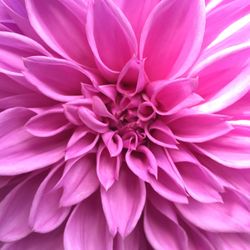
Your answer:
[102,131,123,157]
[97,145,121,190]
[126,145,157,181]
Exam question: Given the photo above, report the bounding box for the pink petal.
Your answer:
[86,0,137,80]
[177,189,250,233]
[64,192,113,250]
[149,78,200,115]
[101,168,146,237]
[0,31,49,75]
[195,125,250,168]
[125,145,157,181]
[144,201,188,250]
[176,162,223,203]
[145,120,178,149]
[59,154,99,207]
[26,0,95,66]
[0,108,68,175]
[202,0,250,48]
[169,113,233,143]
[65,127,99,160]
[97,145,121,190]
[2,226,64,250]
[102,131,123,157]
[140,0,206,80]
[0,173,45,241]
[26,107,71,137]
[29,164,70,233]
[23,56,91,102]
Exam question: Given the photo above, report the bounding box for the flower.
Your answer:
[0,0,250,249]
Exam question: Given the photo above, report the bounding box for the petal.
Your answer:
[144,201,188,250]
[2,226,64,250]
[0,173,45,241]
[0,31,49,75]
[59,154,99,207]
[177,189,250,233]
[65,127,99,160]
[102,131,123,157]
[101,168,146,237]
[97,145,121,190]
[202,0,250,48]
[169,113,233,143]
[0,108,68,175]
[26,107,71,137]
[86,0,137,80]
[195,125,250,168]
[191,45,250,106]
[78,106,109,133]
[140,0,206,80]
[176,162,223,203]
[29,164,71,233]
[64,192,113,250]
[125,145,157,181]
[149,78,200,115]
[23,56,91,102]
[145,120,178,148]
[26,0,95,66]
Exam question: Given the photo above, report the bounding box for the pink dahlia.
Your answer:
[0,0,250,249]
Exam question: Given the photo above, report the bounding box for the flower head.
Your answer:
[0,0,250,249]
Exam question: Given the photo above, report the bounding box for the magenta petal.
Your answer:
[26,0,95,66]
[23,56,91,102]
[140,0,206,80]
[0,31,49,75]
[177,189,250,233]
[86,0,137,80]
[29,164,70,233]
[59,154,99,207]
[101,169,146,237]
[102,131,123,157]
[97,145,121,190]
[2,226,64,250]
[65,127,99,160]
[126,145,157,181]
[169,113,233,143]
[26,107,71,137]
[64,192,113,250]
[0,173,44,241]
[144,201,188,250]
[0,108,68,175]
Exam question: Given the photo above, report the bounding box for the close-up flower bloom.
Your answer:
[0,0,250,249]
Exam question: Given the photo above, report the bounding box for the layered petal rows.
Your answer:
[0,0,250,249]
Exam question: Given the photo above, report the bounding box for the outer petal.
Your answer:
[0,173,45,242]
[0,31,49,75]
[29,164,71,233]
[101,168,146,237]
[58,154,99,207]
[140,0,206,80]
[2,226,64,250]
[177,189,250,233]
[86,0,137,80]
[195,125,250,168]
[144,200,188,250]
[64,192,113,250]
[26,0,95,66]
[23,56,92,102]
[169,113,233,143]
[0,108,68,175]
